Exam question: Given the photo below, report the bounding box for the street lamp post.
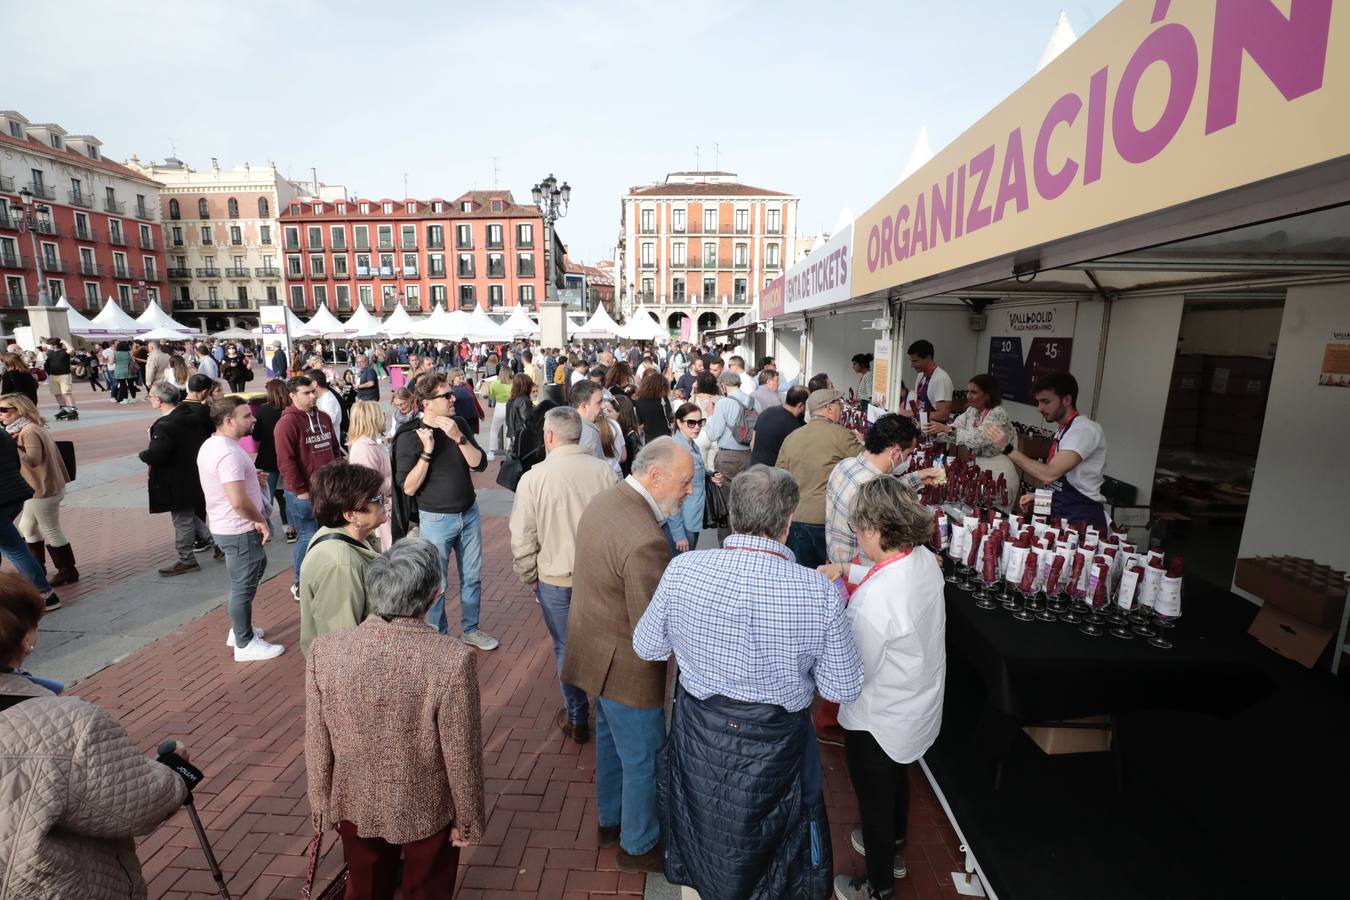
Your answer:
[531,173,570,313]
[8,187,53,307]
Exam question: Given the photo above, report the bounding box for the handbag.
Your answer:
[702,471,728,531]
[495,454,524,492]
[56,440,76,480]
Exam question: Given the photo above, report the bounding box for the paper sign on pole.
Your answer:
[872,338,892,408]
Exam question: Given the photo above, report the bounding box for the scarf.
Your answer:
[4,415,34,437]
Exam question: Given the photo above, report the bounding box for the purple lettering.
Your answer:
[867,225,880,272]
[893,204,910,262]
[1084,67,1109,184]
[993,128,1029,223]
[1206,0,1332,134]
[911,192,929,255]
[966,145,996,233]
[954,163,966,238]
[1034,92,1082,201]
[879,214,894,268]
[840,247,849,283]
[1112,23,1198,164]
[930,173,955,247]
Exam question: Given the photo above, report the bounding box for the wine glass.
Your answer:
[1012,588,1036,622]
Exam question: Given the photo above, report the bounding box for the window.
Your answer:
[734,208,749,233]
[487,252,504,277]
[7,121,19,137]
[287,255,303,276]
[169,199,180,220]
[402,253,418,276]
[458,285,476,307]
[228,198,239,219]
[427,224,444,248]
[284,226,300,249]
[74,212,90,237]
[329,226,346,250]
[703,242,717,265]
[429,253,445,276]
[50,134,62,149]
[432,202,443,213]
[358,202,369,214]
[84,281,100,304]
[353,225,369,249]
[200,226,213,245]
[673,277,686,302]
[430,284,446,305]
[491,200,503,212]
[640,208,654,233]
[307,226,323,249]
[703,277,716,301]
[336,203,345,214]
[146,287,158,304]
[290,285,305,308]
[379,254,394,276]
[355,253,371,274]
[198,198,209,218]
[259,197,270,218]
[233,255,246,270]
[461,201,472,212]
[518,284,535,306]
[171,226,183,246]
[309,254,325,277]
[30,169,45,190]
[333,254,348,277]
[517,252,535,277]
[313,285,328,307]
[230,225,242,245]
[457,253,474,277]
[377,225,393,250]
[382,202,393,214]
[404,285,420,308]
[672,208,686,233]
[401,224,417,248]
[672,243,686,265]
[236,286,248,304]
[381,285,397,307]
[260,225,272,245]
[734,244,748,266]
[407,202,417,215]
[110,250,127,274]
[766,243,780,267]
[641,277,654,302]
[766,208,781,233]
[358,284,374,308]
[486,224,503,248]
[266,286,278,302]
[118,285,131,307]
[488,284,503,306]
[703,208,718,233]
[455,223,472,248]
[79,246,95,268]
[516,223,533,247]
[108,220,123,243]
[144,256,158,280]
[86,145,98,160]
[335,284,351,309]
[734,277,747,303]
[641,243,654,266]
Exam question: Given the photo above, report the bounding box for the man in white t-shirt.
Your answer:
[902,339,953,423]
[727,355,757,396]
[983,370,1109,532]
[198,397,286,662]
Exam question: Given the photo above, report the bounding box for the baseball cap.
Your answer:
[807,388,844,413]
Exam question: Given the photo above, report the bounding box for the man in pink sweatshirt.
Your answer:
[274,374,341,599]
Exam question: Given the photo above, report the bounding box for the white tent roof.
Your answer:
[573,304,623,339]
[136,302,199,335]
[468,306,513,342]
[622,308,668,342]
[54,297,100,334]
[899,126,934,183]
[250,305,322,338]
[344,305,382,338]
[89,297,146,334]
[1037,11,1077,73]
[138,326,197,341]
[380,305,415,337]
[212,326,257,340]
[501,305,541,337]
[830,204,855,235]
[305,303,352,338]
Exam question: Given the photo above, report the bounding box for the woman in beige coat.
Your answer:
[0,572,188,899]
[0,393,76,585]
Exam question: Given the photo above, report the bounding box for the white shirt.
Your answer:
[1056,413,1108,503]
[838,547,947,764]
[602,417,624,479]
[736,370,756,395]
[316,389,343,433]
[918,364,953,407]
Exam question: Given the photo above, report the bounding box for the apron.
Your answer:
[1047,414,1108,531]
[915,368,935,412]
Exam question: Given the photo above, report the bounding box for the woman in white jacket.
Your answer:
[818,477,946,900]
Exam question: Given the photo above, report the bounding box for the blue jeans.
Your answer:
[535,583,589,724]
[0,501,52,594]
[595,696,665,855]
[214,530,268,648]
[786,522,827,570]
[284,491,318,586]
[419,503,483,634]
[265,471,287,526]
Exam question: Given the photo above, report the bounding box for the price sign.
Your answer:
[986,303,1075,404]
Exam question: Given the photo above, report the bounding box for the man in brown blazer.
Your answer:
[563,436,694,874]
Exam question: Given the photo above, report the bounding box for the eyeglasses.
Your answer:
[0,407,14,413]
[365,494,385,509]
[433,391,453,400]
[682,418,705,427]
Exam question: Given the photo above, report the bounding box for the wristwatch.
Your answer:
[455,436,468,446]
[1001,442,1015,456]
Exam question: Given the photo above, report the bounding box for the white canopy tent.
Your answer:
[573,305,623,339]
[500,305,541,337]
[54,298,101,335]
[136,302,200,335]
[468,306,514,342]
[622,308,669,342]
[138,326,197,341]
[212,326,257,340]
[89,298,146,335]
[380,305,415,337]
[305,303,353,338]
[250,306,322,338]
[343,305,383,338]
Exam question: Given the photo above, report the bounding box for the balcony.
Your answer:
[640,260,656,270]
[143,268,162,282]
[285,269,305,280]
[256,267,280,278]
[672,224,687,234]
[309,269,326,279]
[140,236,158,251]
[0,211,16,230]
[456,239,473,251]
[516,263,535,278]
[4,290,27,306]
[172,298,195,311]
[486,237,503,250]
[1,253,29,269]
[229,237,244,247]
[401,240,418,251]
[331,269,350,280]
[735,226,750,235]
[28,183,55,201]
[68,190,93,208]
[225,267,251,279]
[765,259,781,271]
[75,225,98,242]
[457,265,475,278]
[35,221,61,237]
[113,266,139,280]
[196,267,222,279]
[78,261,105,277]
[134,205,154,220]
[354,240,370,251]
[402,266,418,277]
[285,238,301,251]
[428,266,447,279]
[733,259,748,270]
[226,298,253,310]
[670,259,686,270]
[639,226,656,235]
[428,237,445,250]
[354,268,375,280]
[168,267,192,279]
[766,225,781,235]
[377,240,395,251]
[732,293,749,305]
[487,263,504,279]
[39,258,67,274]
[201,299,223,310]
[378,266,395,278]
[104,198,126,214]
[200,236,213,246]
[107,231,127,246]
[516,237,534,249]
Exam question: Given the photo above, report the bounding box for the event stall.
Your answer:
[573,305,623,339]
[136,302,200,336]
[86,297,146,335]
[500,305,542,338]
[622,307,669,343]
[758,2,1350,897]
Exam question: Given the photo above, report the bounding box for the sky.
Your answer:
[9,0,1119,264]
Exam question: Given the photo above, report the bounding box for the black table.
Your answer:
[943,575,1271,723]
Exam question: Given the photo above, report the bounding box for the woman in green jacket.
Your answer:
[298,461,386,655]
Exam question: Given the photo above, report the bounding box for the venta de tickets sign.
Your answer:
[853,0,1349,296]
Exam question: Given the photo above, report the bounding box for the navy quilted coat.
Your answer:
[658,685,832,899]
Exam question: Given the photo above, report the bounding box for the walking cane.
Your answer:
[157,739,233,900]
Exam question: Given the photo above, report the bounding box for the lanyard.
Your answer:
[723,542,789,562]
[975,408,991,428]
[858,547,915,588]
[1047,411,1079,461]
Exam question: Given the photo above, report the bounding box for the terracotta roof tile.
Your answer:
[0,131,160,188]
[628,182,793,198]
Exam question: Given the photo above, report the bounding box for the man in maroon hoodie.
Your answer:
[274,374,340,599]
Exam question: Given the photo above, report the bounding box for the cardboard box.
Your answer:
[1234,557,1347,628]
[1248,603,1334,668]
[1023,716,1113,755]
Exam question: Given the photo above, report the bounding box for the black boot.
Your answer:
[48,543,79,586]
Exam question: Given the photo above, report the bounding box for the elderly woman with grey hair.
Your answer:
[305,537,485,899]
[818,476,946,900]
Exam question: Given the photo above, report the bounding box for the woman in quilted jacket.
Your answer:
[0,572,188,899]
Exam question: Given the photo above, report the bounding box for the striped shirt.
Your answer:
[826,454,924,566]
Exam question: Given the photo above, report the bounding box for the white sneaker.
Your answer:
[486,451,496,461]
[290,583,300,601]
[850,829,906,878]
[225,626,265,648]
[233,636,285,661]
[461,630,499,651]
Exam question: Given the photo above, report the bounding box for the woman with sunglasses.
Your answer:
[298,460,386,656]
[665,402,717,554]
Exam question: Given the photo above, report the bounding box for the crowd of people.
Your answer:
[0,322,1117,900]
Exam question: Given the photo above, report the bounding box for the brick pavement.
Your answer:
[35,418,967,899]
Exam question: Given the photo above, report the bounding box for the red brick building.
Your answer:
[278,190,548,316]
[0,111,166,329]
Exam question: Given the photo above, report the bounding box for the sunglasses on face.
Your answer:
[682,418,705,427]
[0,407,15,413]
[433,391,453,400]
